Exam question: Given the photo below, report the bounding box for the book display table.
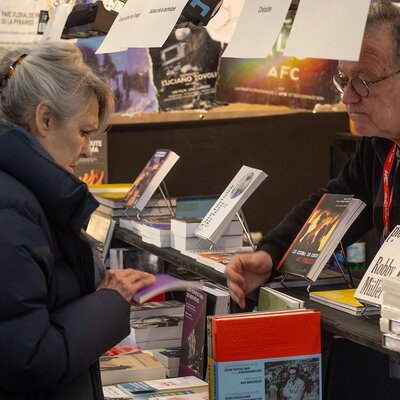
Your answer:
[114,226,393,357]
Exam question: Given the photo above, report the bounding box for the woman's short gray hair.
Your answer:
[0,41,114,131]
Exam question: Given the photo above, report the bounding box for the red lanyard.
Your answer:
[382,143,397,238]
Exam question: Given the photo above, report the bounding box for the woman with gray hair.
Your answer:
[0,41,156,399]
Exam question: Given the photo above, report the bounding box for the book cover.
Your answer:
[100,353,166,386]
[132,274,203,304]
[193,165,267,244]
[258,287,304,311]
[179,288,208,379]
[277,193,365,282]
[124,149,180,211]
[355,225,400,307]
[210,310,321,400]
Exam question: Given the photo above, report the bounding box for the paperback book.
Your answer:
[277,193,366,283]
[209,309,321,400]
[100,353,166,386]
[132,274,203,304]
[355,225,400,307]
[310,288,380,316]
[124,149,179,211]
[179,288,208,380]
[258,287,305,311]
[193,165,267,245]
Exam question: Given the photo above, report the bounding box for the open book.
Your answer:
[124,149,179,211]
[193,165,267,245]
[277,194,366,283]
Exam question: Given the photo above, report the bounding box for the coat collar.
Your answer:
[0,124,98,234]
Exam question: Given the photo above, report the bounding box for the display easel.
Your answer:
[279,242,354,293]
[196,208,256,251]
[123,180,175,220]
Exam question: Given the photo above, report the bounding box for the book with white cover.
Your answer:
[124,149,179,211]
[355,225,400,307]
[193,165,267,244]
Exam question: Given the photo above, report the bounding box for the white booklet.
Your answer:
[355,225,400,307]
[193,165,267,245]
[124,149,179,212]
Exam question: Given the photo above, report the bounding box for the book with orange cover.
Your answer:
[209,309,321,400]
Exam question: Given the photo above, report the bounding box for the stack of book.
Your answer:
[151,347,181,377]
[120,217,172,248]
[103,376,209,400]
[170,217,244,252]
[89,183,176,219]
[380,277,400,352]
[100,352,166,386]
[309,288,380,316]
[183,247,253,273]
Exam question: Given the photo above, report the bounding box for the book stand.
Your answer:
[279,242,354,293]
[123,180,175,220]
[360,303,380,319]
[195,208,256,252]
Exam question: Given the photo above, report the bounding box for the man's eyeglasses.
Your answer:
[332,70,400,98]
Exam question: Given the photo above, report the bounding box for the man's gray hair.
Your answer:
[367,1,400,66]
[0,41,114,131]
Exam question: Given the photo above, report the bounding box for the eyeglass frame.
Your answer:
[0,54,27,87]
[332,69,400,98]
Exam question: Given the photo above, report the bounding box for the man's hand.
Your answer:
[224,250,273,309]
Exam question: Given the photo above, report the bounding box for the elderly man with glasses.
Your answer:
[225,2,400,399]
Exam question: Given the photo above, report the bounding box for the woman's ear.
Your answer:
[34,102,53,138]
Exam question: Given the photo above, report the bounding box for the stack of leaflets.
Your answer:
[309,288,379,316]
[277,193,366,283]
[193,165,267,245]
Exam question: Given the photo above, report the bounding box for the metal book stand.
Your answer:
[195,208,257,252]
[123,180,176,221]
[279,242,354,293]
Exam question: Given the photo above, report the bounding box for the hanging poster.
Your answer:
[216,11,341,110]
[76,37,158,114]
[0,0,48,47]
[150,26,222,111]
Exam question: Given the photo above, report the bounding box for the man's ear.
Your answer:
[34,102,54,138]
